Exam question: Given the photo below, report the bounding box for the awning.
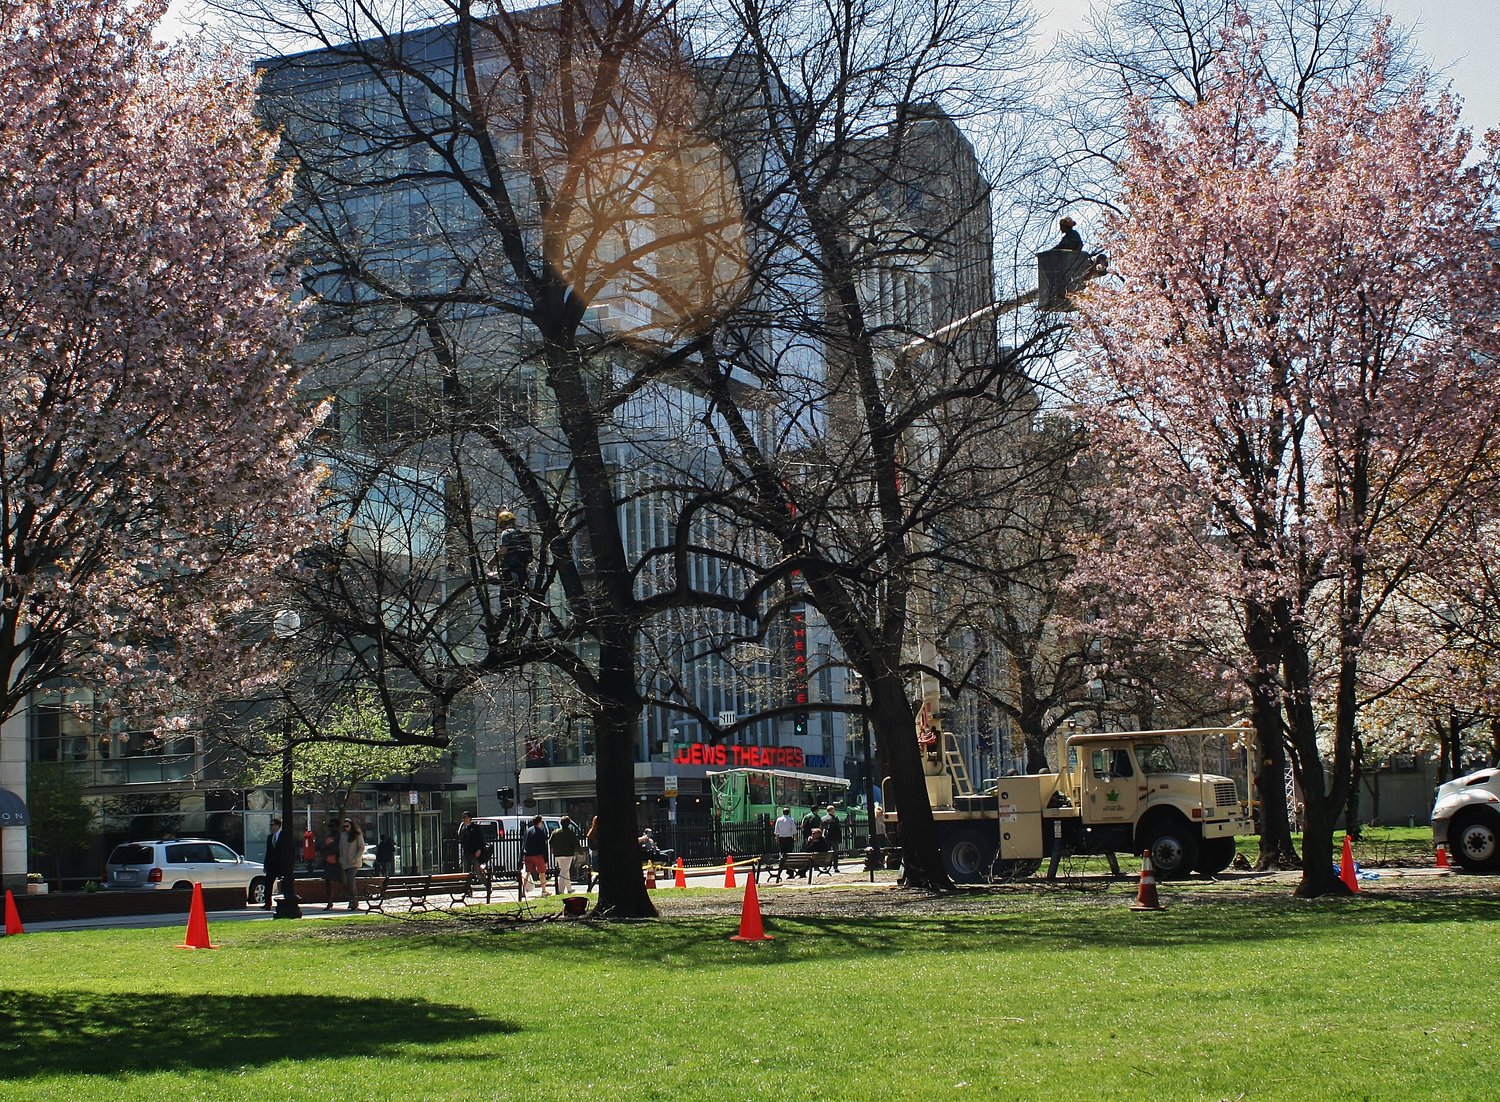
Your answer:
[0,788,29,827]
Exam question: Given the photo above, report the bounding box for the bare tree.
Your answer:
[674,0,1060,888]
[1029,0,1413,234]
[222,0,1062,898]
[237,0,764,917]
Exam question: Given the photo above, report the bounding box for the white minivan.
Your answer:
[103,839,269,904]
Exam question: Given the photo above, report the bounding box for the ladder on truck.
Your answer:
[942,732,975,798]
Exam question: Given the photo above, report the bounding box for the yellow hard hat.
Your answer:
[496,509,515,525]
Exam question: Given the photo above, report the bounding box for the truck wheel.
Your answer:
[1449,808,1500,873]
[1195,837,1236,876]
[1139,820,1199,881]
[940,828,996,884]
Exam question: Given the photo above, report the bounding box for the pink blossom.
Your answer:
[0,0,325,726]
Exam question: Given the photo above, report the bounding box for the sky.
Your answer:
[165,0,1500,135]
[1032,0,1500,134]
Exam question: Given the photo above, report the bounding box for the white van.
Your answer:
[467,815,572,874]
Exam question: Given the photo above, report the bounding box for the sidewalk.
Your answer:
[16,863,877,933]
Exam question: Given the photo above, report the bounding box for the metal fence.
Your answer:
[649,815,881,866]
[466,816,881,878]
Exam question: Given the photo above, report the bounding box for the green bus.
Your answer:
[708,767,851,854]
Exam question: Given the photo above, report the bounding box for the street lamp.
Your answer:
[273,609,302,919]
[668,728,680,857]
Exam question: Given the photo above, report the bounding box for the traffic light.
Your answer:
[496,787,514,810]
[793,712,808,737]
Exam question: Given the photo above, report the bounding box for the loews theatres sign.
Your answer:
[671,742,805,769]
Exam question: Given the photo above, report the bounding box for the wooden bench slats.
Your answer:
[363,873,481,913]
[770,851,835,882]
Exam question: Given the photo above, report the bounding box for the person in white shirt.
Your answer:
[772,807,798,880]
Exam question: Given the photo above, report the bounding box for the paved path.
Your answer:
[16,862,872,933]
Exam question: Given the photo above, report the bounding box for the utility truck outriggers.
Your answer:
[883,723,1255,882]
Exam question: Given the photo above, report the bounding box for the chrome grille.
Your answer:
[1214,782,1239,808]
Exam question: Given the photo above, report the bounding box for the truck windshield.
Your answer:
[1136,743,1177,774]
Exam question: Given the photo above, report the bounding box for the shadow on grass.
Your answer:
[0,991,515,1078]
[344,892,1500,968]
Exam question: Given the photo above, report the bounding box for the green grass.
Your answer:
[2,887,1492,1101]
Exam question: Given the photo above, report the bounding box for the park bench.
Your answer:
[769,850,835,883]
[363,872,480,914]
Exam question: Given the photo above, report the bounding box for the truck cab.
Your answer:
[1063,731,1250,879]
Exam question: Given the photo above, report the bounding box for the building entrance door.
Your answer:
[371,809,446,874]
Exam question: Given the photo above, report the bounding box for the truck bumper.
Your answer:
[1203,819,1254,840]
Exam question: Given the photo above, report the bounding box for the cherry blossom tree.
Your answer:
[1073,19,1500,896]
[0,0,324,727]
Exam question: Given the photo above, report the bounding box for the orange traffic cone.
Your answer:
[724,855,737,889]
[674,857,687,888]
[729,872,773,941]
[176,883,218,950]
[1339,835,1359,893]
[645,862,657,889]
[4,890,23,936]
[1436,844,1451,871]
[1130,851,1162,911]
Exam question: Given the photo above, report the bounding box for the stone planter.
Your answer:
[26,882,48,895]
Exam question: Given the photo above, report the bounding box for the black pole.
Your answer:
[860,678,875,846]
[408,788,418,873]
[275,734,302,918]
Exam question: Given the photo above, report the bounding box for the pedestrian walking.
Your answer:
[549,815,580,894]
[374,834,396,877]
[319,818,341,909]
[822,805,843,871]
[772,806,797,881]
[339,818,366,911]
[585,815,600,890]
[521,814,550,897]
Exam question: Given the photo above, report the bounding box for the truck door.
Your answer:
[1083,745,1141,827]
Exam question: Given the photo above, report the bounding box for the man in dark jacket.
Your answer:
[458,812,488,881]
[800,806,821,847]
[261,817,284,910]
[821,805,843,872]
[1055,216,1083,251]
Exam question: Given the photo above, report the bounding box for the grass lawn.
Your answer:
[1,881,1491,1101]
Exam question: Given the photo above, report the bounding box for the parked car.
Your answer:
[103,839,270,905]
[1431,768,1500,872]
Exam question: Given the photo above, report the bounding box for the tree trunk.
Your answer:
[870,672,953,891]
[1343,729,1363,840]
[1251,700,1298,870]
[591,636,656,919]
[1288,643,1354,898]
[1245,607,1296,869]
[1293,794,1351,898]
